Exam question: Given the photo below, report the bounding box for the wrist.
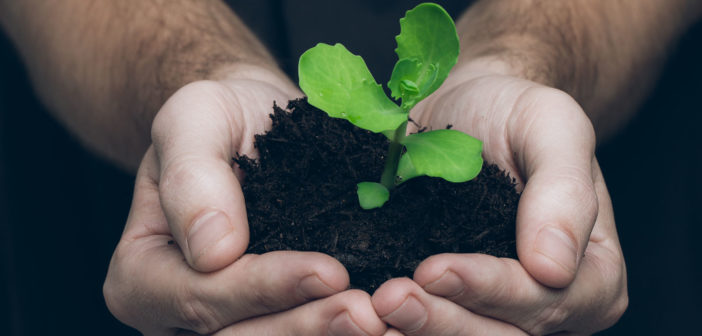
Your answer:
[453,47,566,89]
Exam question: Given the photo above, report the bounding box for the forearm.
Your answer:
[0,0,292,170]
[454,0,702,140]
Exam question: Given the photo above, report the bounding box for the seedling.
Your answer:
[299,2,483,209]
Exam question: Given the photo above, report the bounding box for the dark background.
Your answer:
[1,1,700,334]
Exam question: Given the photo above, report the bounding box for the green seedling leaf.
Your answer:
[357,182,390,209]
[400,79,420,95]
[388,58,438,110]
[299,43,407,133]
[389,3,459,108]
[381,129,397,140]
[396,151,420,184]
[399,129,483,183]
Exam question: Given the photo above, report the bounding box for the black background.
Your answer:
[1,1,700,334]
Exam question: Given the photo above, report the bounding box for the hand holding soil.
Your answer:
[103,3,627,335]
[104,66,625,335]
[6,0,701,333]
[104,71,389,335]
[371,66,627,335]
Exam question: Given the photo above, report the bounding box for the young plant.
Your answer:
[298,2,483,209]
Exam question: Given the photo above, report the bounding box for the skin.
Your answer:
[372,1,702,334]
[375,68,623,335]
[1,0,701,335]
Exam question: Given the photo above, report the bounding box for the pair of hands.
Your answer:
[103,64,627,335]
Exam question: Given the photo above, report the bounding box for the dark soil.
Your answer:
[239,98,520,292]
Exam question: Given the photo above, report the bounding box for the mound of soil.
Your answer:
[239,98,520,292]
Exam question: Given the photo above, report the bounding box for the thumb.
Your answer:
[510,88,598,288]
[151,80,253,272]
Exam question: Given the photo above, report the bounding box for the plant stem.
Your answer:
[380,121,408,190]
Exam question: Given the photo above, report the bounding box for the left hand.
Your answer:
[371,64,627,335]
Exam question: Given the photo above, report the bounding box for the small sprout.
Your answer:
[357,182,390,209]
[400,79,420,96]
[298,2,484,209]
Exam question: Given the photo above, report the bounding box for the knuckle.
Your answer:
[158,157,227,218]
[601,292,628,329]
[176,285,220,334]
[516,86,596,148]
[248,280,288,312]
[529,302,570,335]
[520,87,582,119]
[177,80,229,97]
[102,242,139,327]
[529,259,628,335]
[151,109,172,148]
[160,156,202,193]
[158,150,232,201]
[233,254,296,314]
[248,270,300,312]
[458,268,504,310]
[151,79,231,149]
[533,87,577,107]
[594,258,629,330]
[103,271,128,324]
[550,166,599,221]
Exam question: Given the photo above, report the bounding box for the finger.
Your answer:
[415,253,624,334]
[383,328,405,336]
[413,161,625,335]
[508,87,599,288]
[372,278,527,336]
[415,203,626,336]
[151,80,254,272]
[414,254,558,333]
[213,290,387,336]
[108,247,349,335]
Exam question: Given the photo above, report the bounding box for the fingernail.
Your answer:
[423,270,464,297]
[187,210,233,262]
[381,296,427,332]
[328,311,368,336]
[534,226,578,274]
[298,275,337,300]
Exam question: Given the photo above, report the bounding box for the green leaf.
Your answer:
[388,58,438,110]
[299,43,407,133]
[381,129,396,140]
[400,79,420,95]
[396,151,420,184]
[389,3,459,109]
[357,182,390,209]
[400,129,483,183]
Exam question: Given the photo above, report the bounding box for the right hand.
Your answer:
[103,70,387,335]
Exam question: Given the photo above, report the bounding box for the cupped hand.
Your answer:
[372,63,627,335]
[103,70,387,335]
